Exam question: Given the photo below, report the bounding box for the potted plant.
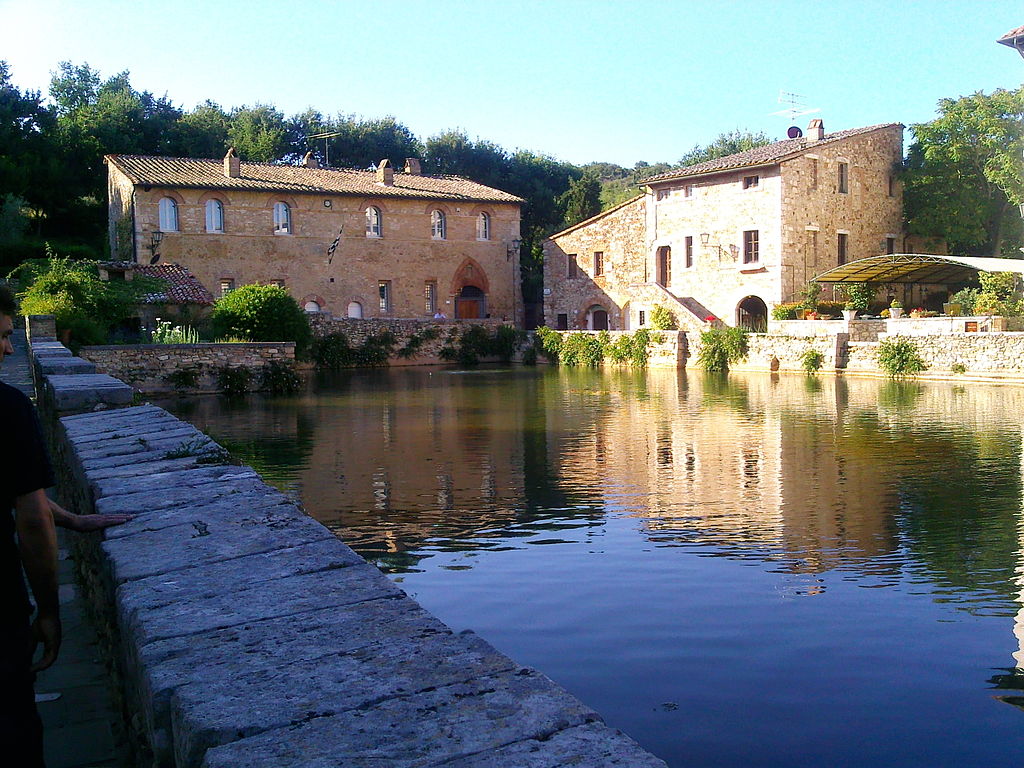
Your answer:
[843,301,858,322]
[889,298,903,319]
[841,282,874,321]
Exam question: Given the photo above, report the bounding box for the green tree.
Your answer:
[228,104,287,162]
[903,87,1024,256]
[677,129,773,167]
[558,171,602,227]
[173,100,230,157]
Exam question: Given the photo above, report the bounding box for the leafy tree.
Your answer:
[211,284,312,356]
[677,129,773,167]
[173,100,230,157]
[558,171,602,227]
[903,87,1024,256]
[228,104,287,162]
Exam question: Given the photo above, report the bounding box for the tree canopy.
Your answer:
[903,87,1024,256]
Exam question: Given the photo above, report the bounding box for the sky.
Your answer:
[1,0,1022,168]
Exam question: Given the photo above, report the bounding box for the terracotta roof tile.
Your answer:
[105,154,524,204]
[998,24,1024,42]
[643,124,902,184]
[100,261,215,305]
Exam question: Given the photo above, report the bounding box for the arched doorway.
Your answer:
[455,285,486,319]
[737,296,768,331]
[587,305,609,330]
[347,301,363,318]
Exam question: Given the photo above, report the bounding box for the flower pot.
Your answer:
[842,309,857,321]
[943,302,962,317]
[889,307,903,319]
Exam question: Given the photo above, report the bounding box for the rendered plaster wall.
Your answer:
[29,335,668,768]
[80,342,295,394]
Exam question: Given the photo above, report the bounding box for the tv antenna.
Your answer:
[308,131,343,167]
[770,90,820,124]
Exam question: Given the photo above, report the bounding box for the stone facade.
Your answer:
[544,122,904,333]
[106,155,524,326]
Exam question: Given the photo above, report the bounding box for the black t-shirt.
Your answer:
[1,381,54,619]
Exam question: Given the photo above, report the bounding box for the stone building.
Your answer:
[105,152,524,324]
[543,121,904,331]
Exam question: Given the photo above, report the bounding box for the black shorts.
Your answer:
[0,619,45,767]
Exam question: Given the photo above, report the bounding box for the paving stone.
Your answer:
[61,404,174,433]
[92,465,259,500]
[84,455,210,480]
[174,630,516,766]
[103,489,293,540]
[37,357,97,375]
[95,475,271,516]
[445,722,669,767]
[100,502,331,583]
[75,427,209,460]
[199,669,600,768]
[46,374,134,410]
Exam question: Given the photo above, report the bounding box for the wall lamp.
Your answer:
[149,230,164,265]
[507,238,522,261]
[699,233,737,261]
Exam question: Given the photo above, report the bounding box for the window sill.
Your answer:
[274,230,292,236]
[739,265,767,274]
[366,234,382,239]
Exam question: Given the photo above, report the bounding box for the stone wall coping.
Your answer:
[83,342,296,351]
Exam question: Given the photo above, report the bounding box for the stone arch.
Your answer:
[346,300,364,318]
[197,190,232,206]
[264,194,300,210]
[421,201,453,215]
[356,199,390,214]
[448,257,490,295]
[737,295,768,331]
[575,301,613,331]
[302,293,326,313]
[154,189,185,205]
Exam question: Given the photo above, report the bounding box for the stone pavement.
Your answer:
[1,329,123,768]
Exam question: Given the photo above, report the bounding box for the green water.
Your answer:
[165,366,1024,767]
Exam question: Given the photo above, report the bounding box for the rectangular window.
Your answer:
[271,279,285,288]
[810,158,818,190]
[638,310,646,327]
[837,233,848,265]
[838,162,849,194]
[683,185,694,198]
[556,313,569,331]
[685,235,694,268]
[743,230,759,264]
[743,175,759,189]
[888,175,896,197]
[593,251,604,276]
[378,280,392,313]
[567,253,578,279]
[219,278,235,297]
[425,281,437,314]
[886,236,896,254]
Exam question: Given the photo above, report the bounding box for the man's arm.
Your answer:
[15,488,61,672]
[49,499,132,532]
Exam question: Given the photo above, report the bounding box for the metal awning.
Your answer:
[813,253,1024,284]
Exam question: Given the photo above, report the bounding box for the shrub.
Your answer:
[951,362,967,375]
[815,301,844,317]
[697,327,748,372]
[396,327,440,359]
[534,326,562,361]
[560,332,604,367]
[490,324,525,362]
[771,302,802,320]
[521,345,538,365]
[166,367,200,391]
[216,366,253,396]
[211,284,312,357]
[949,288,978,315]
[876,337,926,378]
[600,328,654,368]
[801,348,825,373]
[151,319,199,344]
[260,360,301,394]
[841,282,875,311]
[649,305,678,330]
[799,282,821,311]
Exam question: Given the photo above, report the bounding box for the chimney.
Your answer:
[224,147,240,178]
[807,119,825,143]
[303,151,319,169]
[376,159,394,185]
[404,158,422,176]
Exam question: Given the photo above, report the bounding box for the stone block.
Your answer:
[445,722,668,767]
[46,374,134,411]
[94,475,270,516]
[199,668,599,768]
[91,465,259,501]
[37,357,97,375]
[173,630,515,766]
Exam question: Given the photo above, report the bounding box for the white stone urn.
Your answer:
[843,309,857,322]
[889,307,903,319]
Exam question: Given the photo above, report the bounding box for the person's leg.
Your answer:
[0,621,45,767]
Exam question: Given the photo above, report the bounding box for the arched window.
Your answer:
[273,202,291,234]
[366,206,382,237]
[303,300,321,312]
[205,199,224,233]
[431,209,446,239]
[158,198,178,232]
[477,212,490,241]
[347,301,363,319]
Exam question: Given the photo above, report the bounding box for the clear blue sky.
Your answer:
[2,0,1022,167]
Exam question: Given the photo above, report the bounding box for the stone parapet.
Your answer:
[80,342,295,394]
[30,337,666,767]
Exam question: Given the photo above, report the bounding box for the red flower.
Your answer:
[705,315,716,322]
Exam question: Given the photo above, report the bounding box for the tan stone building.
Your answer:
[543,121,904,331]
[105,152,524,324]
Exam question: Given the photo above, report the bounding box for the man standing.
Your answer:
[1,285,57,766]
[1,286,130,764]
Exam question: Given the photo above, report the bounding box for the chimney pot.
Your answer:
[376,159,394,185]
[404,158,422,176]
[807,119,825,142]
[303,151,319,169]
[224,147,241,178]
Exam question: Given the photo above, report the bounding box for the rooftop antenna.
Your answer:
[770,90,820,138]
[308,131,343,167]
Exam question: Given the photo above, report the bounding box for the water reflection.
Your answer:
[164,367,1024,766]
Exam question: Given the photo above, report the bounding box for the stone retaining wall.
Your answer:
[729,333,842,373]
[847,332,1024,378]
[79,342,296,394]
[29,334,666,767]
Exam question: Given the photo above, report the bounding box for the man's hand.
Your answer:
[30,611,62,673]
[50,499,133,532]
